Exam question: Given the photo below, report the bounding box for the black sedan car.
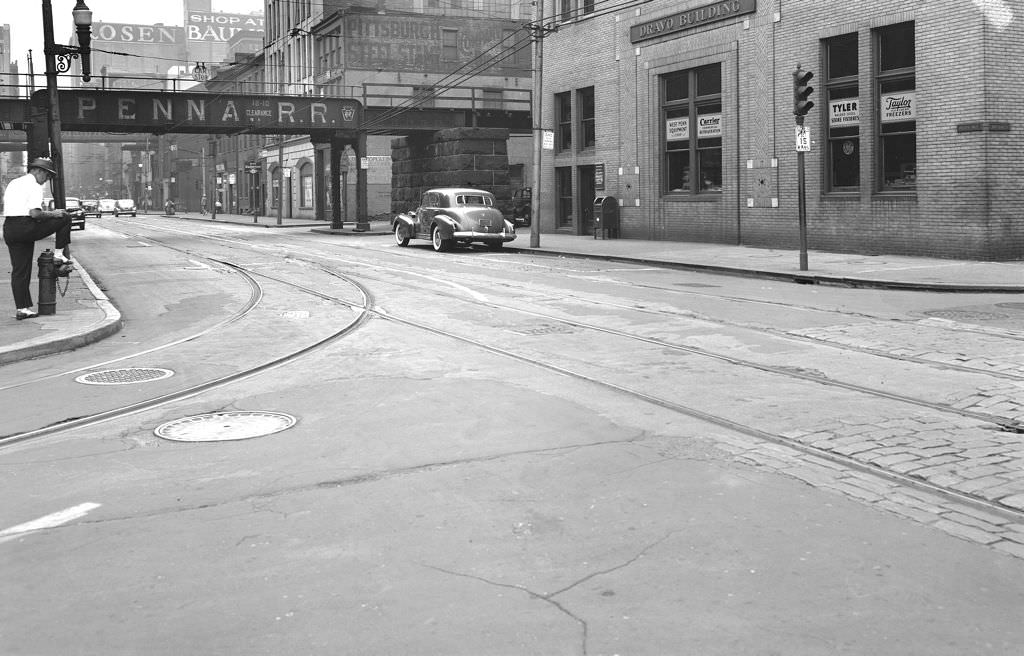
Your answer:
[393,188,516,252]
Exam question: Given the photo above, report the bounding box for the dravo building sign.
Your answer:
[630,0,757,43]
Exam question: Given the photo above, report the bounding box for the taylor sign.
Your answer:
[47,91,362,134]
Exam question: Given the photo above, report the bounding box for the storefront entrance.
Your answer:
[577,165,596,235]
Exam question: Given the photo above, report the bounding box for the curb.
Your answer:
[505,246,1024,293]
[0,266,123,366]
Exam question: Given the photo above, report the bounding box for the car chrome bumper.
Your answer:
[453,231,516,242]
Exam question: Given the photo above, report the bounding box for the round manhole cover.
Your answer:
[76,367,174,385]
[923,309,1008,321]
[154,411,297,442]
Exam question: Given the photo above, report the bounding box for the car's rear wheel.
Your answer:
[487,241,504,250]
[394,222,410,247]
[431,225,452,252]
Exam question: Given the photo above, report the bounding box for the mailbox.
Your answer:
[593,196,619,239]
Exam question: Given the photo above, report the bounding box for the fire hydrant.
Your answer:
[165,199,175,215]
[37,249,57,316]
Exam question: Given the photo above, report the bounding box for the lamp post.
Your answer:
[42,0,93,209]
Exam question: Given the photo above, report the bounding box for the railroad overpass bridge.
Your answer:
[0,88,531,225]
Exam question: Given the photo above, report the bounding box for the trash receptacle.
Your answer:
[593,196,619,239]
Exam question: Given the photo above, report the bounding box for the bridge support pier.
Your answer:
[353,132,370,232]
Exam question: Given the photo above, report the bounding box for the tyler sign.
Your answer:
[48,91,362,134]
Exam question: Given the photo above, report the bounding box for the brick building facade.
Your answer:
[540,0,1024,259]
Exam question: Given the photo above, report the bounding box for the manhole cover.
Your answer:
[76,367,174,385]
[154,411,297,442]
[923,309,1009,321]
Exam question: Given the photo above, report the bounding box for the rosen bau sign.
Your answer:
[39,90,362,134]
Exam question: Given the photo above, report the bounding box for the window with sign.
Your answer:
[662,64,722,195]
[825,33,859,190]
[300,163,314,209]
[876,22,915,190]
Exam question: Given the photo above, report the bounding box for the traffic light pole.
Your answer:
[797,117,808,271]
[792,65,814,272]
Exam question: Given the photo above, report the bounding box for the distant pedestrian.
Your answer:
[2,158,73,320]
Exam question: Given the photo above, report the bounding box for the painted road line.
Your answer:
[0,503,101,541]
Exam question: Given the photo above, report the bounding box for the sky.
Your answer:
[3,0,264,71]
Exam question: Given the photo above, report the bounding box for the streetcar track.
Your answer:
[292,262,1024,520]
[0,256,375,448]
[112,219,1024,430]
[0,264,265,393]
[60,218,1024,517]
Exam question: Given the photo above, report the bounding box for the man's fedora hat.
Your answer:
[28,157,58,177]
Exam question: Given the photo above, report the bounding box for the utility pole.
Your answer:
[277,135,284,226]
[529,0,544,248]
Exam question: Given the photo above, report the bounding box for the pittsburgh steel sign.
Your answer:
[630,0,757,43]
[43,90,362,134]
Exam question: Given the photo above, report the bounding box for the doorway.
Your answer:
[577,165,596,235]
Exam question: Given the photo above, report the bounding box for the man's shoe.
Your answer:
[55,263,75,277]
[15,309,38,320]
[53,252,72,264]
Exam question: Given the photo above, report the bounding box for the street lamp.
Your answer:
[42,0,93,209]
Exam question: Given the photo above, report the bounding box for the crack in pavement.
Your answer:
[421,532,675,656]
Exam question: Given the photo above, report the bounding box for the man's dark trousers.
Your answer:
[3,214,72,309]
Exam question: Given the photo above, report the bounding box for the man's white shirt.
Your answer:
[2,173,44,218]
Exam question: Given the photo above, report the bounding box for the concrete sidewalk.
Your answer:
[2,210,1022,365]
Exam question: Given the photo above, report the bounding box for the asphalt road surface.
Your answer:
[2,215,1023,655]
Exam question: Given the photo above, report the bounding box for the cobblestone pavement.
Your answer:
[731,315,1024,557]
[710,433,1024,561]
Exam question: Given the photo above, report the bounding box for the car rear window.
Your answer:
[457,195,492,206]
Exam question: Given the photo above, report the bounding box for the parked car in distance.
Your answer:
[44,196,85,230]
[81,199,101,218]
[99,198,117,215]
[114,198,137,217]
[393,188,516,252]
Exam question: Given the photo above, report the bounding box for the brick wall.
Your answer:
[391,127,512,215]
[540,0,1024,260]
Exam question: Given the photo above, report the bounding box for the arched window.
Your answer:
[299,162,314,208]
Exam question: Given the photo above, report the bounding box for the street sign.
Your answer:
[542,130,554,150]
[795,125,811,152]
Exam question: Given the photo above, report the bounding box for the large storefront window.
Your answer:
[826,33,859,190]
[662,64,722,195]
[877,22,916,190]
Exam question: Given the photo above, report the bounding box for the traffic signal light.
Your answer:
[793,66,815,117]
